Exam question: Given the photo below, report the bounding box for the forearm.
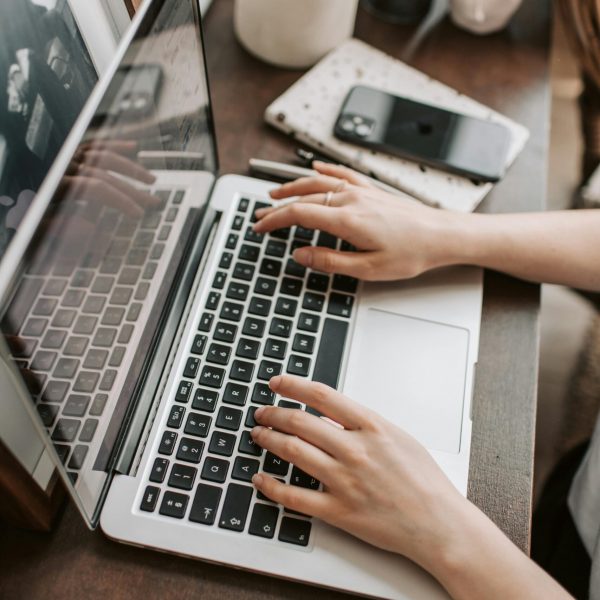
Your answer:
[439,210,600,291]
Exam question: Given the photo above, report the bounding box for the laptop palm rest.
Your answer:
[343,308,469,454]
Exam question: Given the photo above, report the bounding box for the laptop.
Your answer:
[0,1,483,598]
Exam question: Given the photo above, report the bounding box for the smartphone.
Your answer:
[334,85,512,182]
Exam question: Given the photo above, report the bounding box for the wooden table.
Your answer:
[0,1,550,598]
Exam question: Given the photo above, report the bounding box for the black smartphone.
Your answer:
[334,85,512,182]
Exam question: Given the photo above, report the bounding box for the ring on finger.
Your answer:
[324,190,334,207]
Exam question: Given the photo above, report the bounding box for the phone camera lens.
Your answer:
[355,123,372,138]
[341,119,355,132]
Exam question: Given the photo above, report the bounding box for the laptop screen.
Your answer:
[0,0,219,526]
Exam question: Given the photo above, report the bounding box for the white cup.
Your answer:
[450,0,522,35]
[233,0,359,69]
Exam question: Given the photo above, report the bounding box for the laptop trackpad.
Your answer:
[344,309,469,454]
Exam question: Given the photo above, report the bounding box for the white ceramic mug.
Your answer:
[234,0,359,69]
[450,0,522,35]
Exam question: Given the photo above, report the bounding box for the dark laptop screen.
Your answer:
[0,0,218,526]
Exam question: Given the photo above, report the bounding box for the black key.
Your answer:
[230,360,254,382]
[245,406,259,428]
[258,360,282,380]
[92,327,117,347]
[199,365,226,388]
[99,258,121,276]
[279,517,311,546]
[223,382,248,406]
[126,249,148,266]
[73,315,97,335]
[168,463,197,491]
[68,445,88,470]
[244,226,263,244]
[307,273,329,292]
[37,403,59,427]
[119,267,141,285]
[189,483,222,525]
[207,343,231,366]
[191,334,208,356]
[173,190,185,205]
[254,277,277,297]
[53,444,70,464]
[226,282,249,301]
[242,317,266,338]
[83,295,106,314]
[102,307,124,327]
[158,224,171,241]
[208,431,236,456]
[198,312,214,332]
[238,197,250,212]
[159,491,189,519]
[232,214,244,230]
[239,430,262,456]
[280,277,303,297]
[248,296,271,316]
[251,383,275,405]
[290,466,320,490]
[279,400,301,409]
[91,276,114,294]
[184,412,212,438]
[216,406,243,431]
[285,259,306,278]
[239,244,260,262]
[292,333,315,354]
[226,233,239,250]
[332,274,359,294]
[192,388,218,412]
[340,241,356,252]
[270,228,290,240]
[201,457,229,483]
[206,291,221,311]
[31,350,57,372]
[167,404,186,429]
[265,239,286,257]
[316,231,337,249]
[53,357,79,379]
[63,394,90,417]
[183,357,201,379]
[33,297,57,316]
[303,292,325,312]
[159,431,177,455]
[220,301,244,322]
[212,271,227,289]
[218,483,253,532]
[100,369,118,393]
[150,457,169,483]
[142,262,158,280]
[251,201,270,222]
[165,207,178,223]
[328,292,354,318]
[275,297,297,317]
[109,346,126,368]
[287,355,311,377]
[269,317,292,338]
[141,213,161,229]
[236,338,260,360]
[51,419,80,442]
[298,312,320,333]
[214,321,237,343]
[260,258,282,278]
[134,231,154,248]
[176,437,204,463]
[73,370,100,393]
[264,338,287,360]
[43,278,67,296]
[295,227,314,241]
[263,452,289,476]
[249,503,279,539]
[233,262,255,281]
[232,456,260,482]
[312,317,348,390]
[176,381,193,403]
[41,329,67,350]
[290,239,310,253]
[79,418,98,442]
[23,317,48,337]
[90,393,108,416]
[9,337,36,359]
[135,282,150,301]
[140,486,160,512]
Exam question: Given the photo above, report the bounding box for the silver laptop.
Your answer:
[0,1,482,598]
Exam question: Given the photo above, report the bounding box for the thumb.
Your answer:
[293,246,370,278]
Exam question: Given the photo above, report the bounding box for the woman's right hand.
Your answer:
[253,162,469,281]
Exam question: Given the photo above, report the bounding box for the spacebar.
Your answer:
[308,318,348,415]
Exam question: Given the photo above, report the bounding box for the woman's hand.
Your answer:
[253,162,468,281]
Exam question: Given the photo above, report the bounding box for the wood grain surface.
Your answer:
[0,0,550,597]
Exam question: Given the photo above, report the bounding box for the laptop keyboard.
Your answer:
[140,196,358,548]
[3,188,185,482]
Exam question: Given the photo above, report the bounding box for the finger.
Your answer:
[269,175,347,200]
[251,426,337,484]
[78,140,138,155]
[312,161,374,188]
[252,473,333,519]
[292,246,372,278]
[256,191,350,219]
[254,405,349,457]
[269,375,369,430]
[252,202,349,239]
[84,149,156,184]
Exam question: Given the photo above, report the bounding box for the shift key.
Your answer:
[218,483,253,532]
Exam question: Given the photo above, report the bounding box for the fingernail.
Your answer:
[255,207,267,217]
[252,473,263,486]
[254,406,265,419]
[269,375,282,391]
[293,247,312,267]
[252,221,263,232]
[251,425,265,437]
[313,160,325,167]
